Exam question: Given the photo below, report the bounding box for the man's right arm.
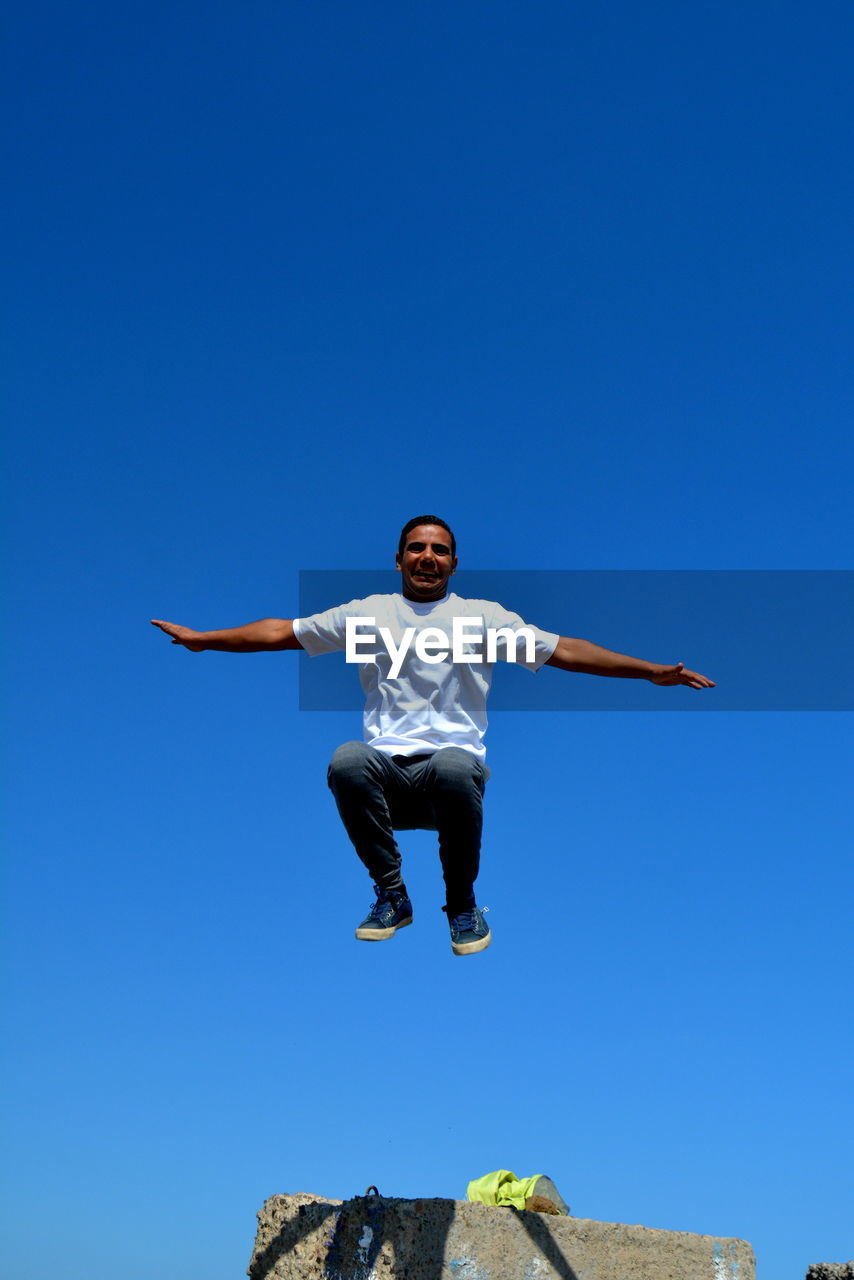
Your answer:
[150,618,303,652]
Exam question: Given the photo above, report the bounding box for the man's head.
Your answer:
[396,515,458,602]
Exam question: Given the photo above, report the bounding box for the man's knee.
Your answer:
[327,741,380,790]
[429,748,486,791]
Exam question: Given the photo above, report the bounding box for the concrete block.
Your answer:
[247,1192,755,1280]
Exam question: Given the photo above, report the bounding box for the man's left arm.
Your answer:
[545,636,715,689]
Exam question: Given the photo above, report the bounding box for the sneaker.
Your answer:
[355,889,413,941]
[527,1175,570,1216]
[444,904,491,955]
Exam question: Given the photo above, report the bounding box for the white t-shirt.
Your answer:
[293,592,559,760]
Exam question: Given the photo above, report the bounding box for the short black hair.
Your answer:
[398,515,456,557]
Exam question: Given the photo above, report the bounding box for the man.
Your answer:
[151,515,714,957]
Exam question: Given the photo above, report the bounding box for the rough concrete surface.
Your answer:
[248,1192,755,1280]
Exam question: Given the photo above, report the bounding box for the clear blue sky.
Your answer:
[3,4,852,1279]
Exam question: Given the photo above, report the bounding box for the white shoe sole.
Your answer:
[355,916,413,941]
[451,928,492,956]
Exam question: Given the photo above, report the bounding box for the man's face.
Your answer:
[396,524,458,602]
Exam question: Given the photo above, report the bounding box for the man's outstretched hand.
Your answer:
[150,619,206,651]
[650,662,715,689]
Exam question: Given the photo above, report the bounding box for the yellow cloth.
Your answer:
[466,1170,543,1211]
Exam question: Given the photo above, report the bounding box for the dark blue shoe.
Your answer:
[355,889,413,941]
[444,904,491,955]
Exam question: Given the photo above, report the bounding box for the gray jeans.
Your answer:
[327,741,489,913]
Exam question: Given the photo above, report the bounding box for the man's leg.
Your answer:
[417,748,488,915]
[327,741,408,895]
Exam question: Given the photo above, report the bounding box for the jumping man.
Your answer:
[151,515,714,956]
